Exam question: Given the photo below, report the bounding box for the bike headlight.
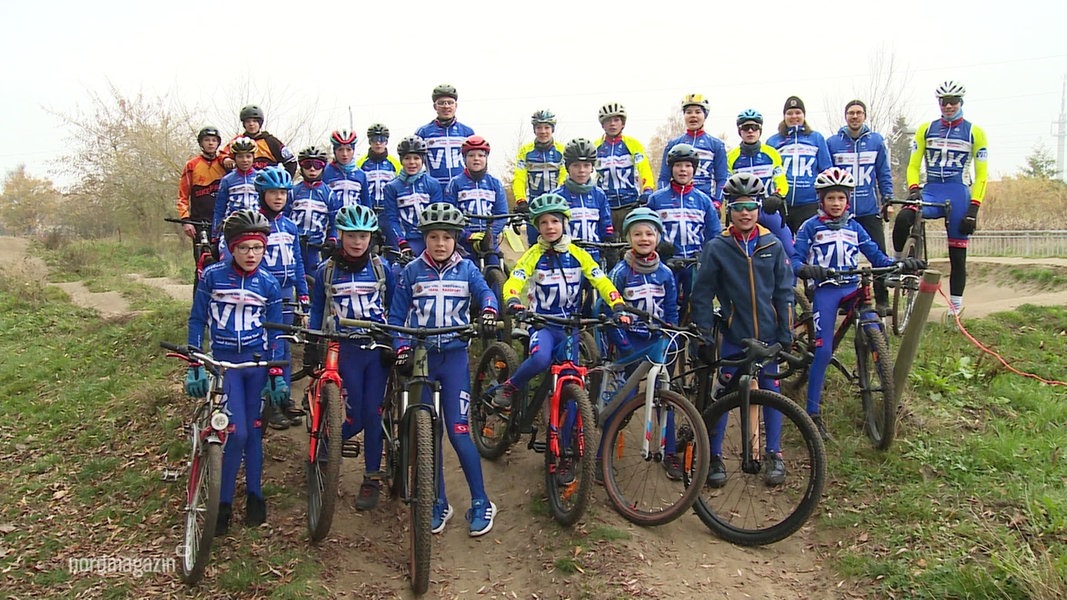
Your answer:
[210,412,229,431]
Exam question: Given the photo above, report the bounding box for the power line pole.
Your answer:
[1054,75,1066,182]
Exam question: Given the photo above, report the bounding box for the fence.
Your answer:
[922,230,1067,258]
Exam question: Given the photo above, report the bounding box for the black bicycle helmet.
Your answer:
[223,209,270,242]
[563,138,598,166]
[667,143,700,168]
[239,104,264,124]
[367,123,389,139]
[418,202,467,233]
[230,136,257,155]
[298,146,329,163]
[397,135,428,157]
[197,126,221,143]
[432,84,458,101]
[722,172,766,199]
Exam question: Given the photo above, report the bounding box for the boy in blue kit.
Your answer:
[287,146,341,276]
[444,135,509,268]
[185,209,286,535]
[255,167,309,430]
[793,167,923,440]
[646,143,722,323]
[358,123,402,211]
[382,136,444,259]
[690,172,794,488]
[388,202,499,536]
[322,129,370,209]
[306,204,395,511]
[212,137,259,242]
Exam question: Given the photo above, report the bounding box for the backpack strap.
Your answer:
[370,254,386,291]
[321,259,336,334]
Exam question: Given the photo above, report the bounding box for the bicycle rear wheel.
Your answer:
[307,381,342,542]
[856,324,897,450]
[601,390,710,526]
[409,409,434,595]
[782,286,815,397]
[382,374,403,499]
[470,341,520,460]
[695,389,826,546]
[891,240,924,335]
[180,441,221,584]
[545,383,595,526]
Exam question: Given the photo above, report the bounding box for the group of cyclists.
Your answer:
[174,81,987,539]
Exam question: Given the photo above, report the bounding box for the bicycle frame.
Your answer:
[545,360,587,465]
[392,343,443,504]
[591,337,674,462]
[304,339,343,463]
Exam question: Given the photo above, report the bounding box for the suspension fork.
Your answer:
[737,373,762,474]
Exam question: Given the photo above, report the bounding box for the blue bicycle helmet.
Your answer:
[622,207,664,237]
[253,166,293,192]
[335,204,378,232]
[736,109,764,126]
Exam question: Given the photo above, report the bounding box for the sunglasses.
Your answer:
[939,96,962,106]
[369,135,388,143]
[739,124,761,132]
[728,202,761,212]
[300,159,326,170]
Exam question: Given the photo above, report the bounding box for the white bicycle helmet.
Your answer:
[814,167,856,191]
[935,80,966,98]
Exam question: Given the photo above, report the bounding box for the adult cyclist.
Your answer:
[513,110,567,214]
[415,84,476,188]
[358,123,402,211]
[657,94,728,208]
[726,109,795,260]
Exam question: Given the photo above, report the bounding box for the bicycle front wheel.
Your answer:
[470,342,519,460]
[409,409,434,595]
[856,324,897,450]
[545,383,595,526]
[782,286,815,397]
[180,441,221,584]
[601,390,710,526]
[695,389,826,546]
[307,381,342,542]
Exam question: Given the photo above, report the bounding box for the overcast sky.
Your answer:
[3,0,1066,188]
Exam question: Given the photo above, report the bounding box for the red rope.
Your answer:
[936,286,1067,387]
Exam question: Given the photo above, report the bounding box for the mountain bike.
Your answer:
[464,212,525,354]
[264,321,390,542]
[886,197,949,335]
[585,307,711,526]
[685,339,826,546]
[164,217,215,290]
[784,265,903,450]
[337,316,475,595]
[160,342,288,584]
[469,312,597,526]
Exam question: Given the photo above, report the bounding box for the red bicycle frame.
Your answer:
[305,339,343,463]
[545,361,588,468]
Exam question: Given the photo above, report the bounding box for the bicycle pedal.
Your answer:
[160,468,183,482]
[529,440,547,453]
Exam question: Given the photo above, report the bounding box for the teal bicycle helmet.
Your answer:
[622,207,664,237]
[254,166,292,192]
[528,193,571,224]
[736,109,764,126]
[336,204,378,232]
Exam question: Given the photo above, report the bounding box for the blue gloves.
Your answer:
[262,367,289,408]
[184,365,208,397]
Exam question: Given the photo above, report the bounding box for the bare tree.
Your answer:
[822,45,913,136]
[646,110,686,181]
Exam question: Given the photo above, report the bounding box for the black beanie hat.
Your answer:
[845,99,867,114]
[783,96,806,113]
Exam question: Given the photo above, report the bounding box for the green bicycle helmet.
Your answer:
[563,138,598,166]
[527,193,571,225]
[418,202,467,233]
[622,207,664,237]
[432,83,458,101]
[336,204,379,232]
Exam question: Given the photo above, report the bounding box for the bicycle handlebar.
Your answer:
[164,217,211,227]
[825,264,903,278]
[264,321,392,348]
[665,256,699,269]
[887,198,951,209]
[160,342,289,370]
[335,318,475,340]
[573,239,630,251]
[715,338,806,379]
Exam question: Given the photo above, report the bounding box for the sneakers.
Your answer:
[555,457,576,486]
[491,381,518,411]
[215,502,231,537]
[245,494,266,526]
[663,453,683,481]
[763,452,786,487]
[431,500,453,534]
[466,499,497,537]
[706,455,727,489]
[354,476,381,511]
[810,414,832,442]
[342,438,361,458]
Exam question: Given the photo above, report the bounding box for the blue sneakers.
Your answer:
[431,500,453,534]
[466,499,497,537]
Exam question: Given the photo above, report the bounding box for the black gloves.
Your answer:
[762,193,784,215]
[797,264,829,281]
[302,341,321,370]
[899,257,927,272]
[395,347,413,376]
[514,200,529,215]
[960,202,979,236]
[907,186,922,202]
[656,241,676,260]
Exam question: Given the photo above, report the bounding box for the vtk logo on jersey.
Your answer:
[411,279,470,327]
[264,232,297,268]
[210,288,267,331]
[332,281,383,320]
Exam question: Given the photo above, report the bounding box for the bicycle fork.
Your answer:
[736,375,763,475]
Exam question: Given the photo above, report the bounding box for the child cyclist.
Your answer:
[382,136,444,259]
[358,123,402,211]
[212,137,259,242]
[254,167,309,430]
[287,146,341,275]
[445,135,509,268]
[690,172,794,488]
[597,208,681,480]
[185,209,286,535]
[388,202,500,536]
[792,167,923,440]
[306,204,395,511]
[322,130,370,209]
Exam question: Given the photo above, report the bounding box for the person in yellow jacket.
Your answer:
[595,102,656,235]
[513,110,567,214]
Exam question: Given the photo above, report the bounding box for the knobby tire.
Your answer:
[307,382,342,542]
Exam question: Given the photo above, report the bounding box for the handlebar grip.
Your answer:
[160,341,185,352]
[780,350,807,368]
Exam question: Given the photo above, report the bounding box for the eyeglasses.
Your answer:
[939,96,962,106]
[434,99,456,107]
[300,159,326,170]
[739,124,761,132]
[234,244,266,255]
[728,202,761,212]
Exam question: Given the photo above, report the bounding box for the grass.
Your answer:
[817,304,1067,599]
